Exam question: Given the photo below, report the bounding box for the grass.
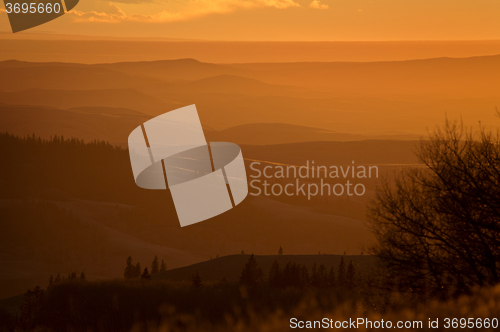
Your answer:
[5,277,500,331]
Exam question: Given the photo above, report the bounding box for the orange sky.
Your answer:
[1,0,500,40]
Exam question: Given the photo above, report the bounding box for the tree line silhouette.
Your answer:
[123,255,167,280]
[241,254,357,289]
[189,254,359,291]
[8,253,364,332]
[0,132,176,215]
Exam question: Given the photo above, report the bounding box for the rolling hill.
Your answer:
[99,58,245,82]
[231,55,500,97]
[0,102,424,145]
[0,104,148,143]
[175,75,304,97]
[240,140,420,166]
[1,57,500,136]
[209,123,420,145]
[0,88,172,115]
[0,61,141,91]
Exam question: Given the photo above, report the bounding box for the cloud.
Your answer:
[69,0,301,23]
[309,0,328,10]
[69,3,126,23]
[109,0,154,3]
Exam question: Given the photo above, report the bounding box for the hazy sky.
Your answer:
[1,0,500,40]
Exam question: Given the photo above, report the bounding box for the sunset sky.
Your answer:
[1,0,500,40]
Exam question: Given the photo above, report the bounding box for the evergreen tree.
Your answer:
[239,254,263,286]
[310,263,318,287]
[300,265,310,287]
[328,266,335,287]
[124,256,134,279]
[278,246,283,255]
[269,260,282,287]
[80,271,86,281]
[151,255,159,274]
[290,263,301,287]
[160,259,167,272]
[141,267,151,280]
[346,261,356,290]
[54,273,61,283]
[241,250,245,255]
[282,262,292,287]
[134,263,141,278]
[48,275,53,287]
[191,271,203,288]
[317,264,328,287]
[338,257,346,287]
[20,286,44,331]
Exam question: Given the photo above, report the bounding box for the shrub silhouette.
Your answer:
[191,271,203,288]
[370,120,500,297]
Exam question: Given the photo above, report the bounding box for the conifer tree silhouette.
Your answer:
[337,257,346,287]
[141,267,151,280]
[160,259,167,272]
[346,261,356,290]
[151,255,159,274]
[328,266,335,287]
[20,286,44,330]
[239,254,263,286]
[310,263,318,287]
[317,264,328,287]
[124,256,134,279]
[300,265,310,287]
[269,260,282,287]
[134,263,141,278]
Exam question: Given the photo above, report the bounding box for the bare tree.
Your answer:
[369,119,500,298]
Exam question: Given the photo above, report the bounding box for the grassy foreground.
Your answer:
[1,278,499,331]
